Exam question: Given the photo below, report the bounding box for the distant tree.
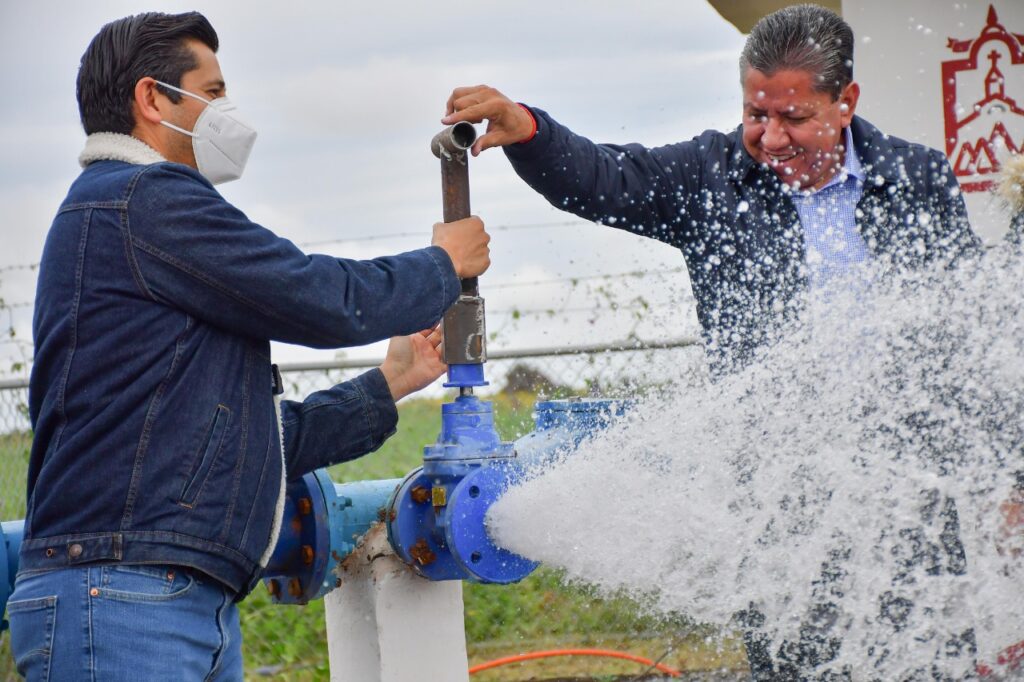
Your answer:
[501,363,563,395]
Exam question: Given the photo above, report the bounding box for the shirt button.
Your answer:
[68,543,83,559]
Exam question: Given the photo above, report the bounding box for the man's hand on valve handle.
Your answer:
[432,215,491,278]
[380,324,446,401]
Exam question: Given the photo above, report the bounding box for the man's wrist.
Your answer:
[379,361,406,402]
[516,103,538,144]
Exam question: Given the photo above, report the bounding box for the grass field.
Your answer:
[0,394,747,681]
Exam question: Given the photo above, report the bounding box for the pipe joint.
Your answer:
[431,122,477,163]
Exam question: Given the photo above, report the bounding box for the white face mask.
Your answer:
[156,80,257,185]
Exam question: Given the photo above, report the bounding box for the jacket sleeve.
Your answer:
[280,369,397,479]
[125,163,461,348]
[503,106,705,247]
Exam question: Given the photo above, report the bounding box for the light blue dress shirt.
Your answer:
[789,127,869,289]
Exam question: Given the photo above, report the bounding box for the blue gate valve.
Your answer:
[386,392,535,584]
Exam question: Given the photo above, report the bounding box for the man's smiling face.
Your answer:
[741,68,859,191]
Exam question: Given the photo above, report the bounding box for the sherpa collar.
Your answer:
[79,132,166,168]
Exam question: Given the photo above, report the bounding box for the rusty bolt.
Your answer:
[410,486,430,504]
[301,545,315,565]
[288,578,303,598]
[409,538,437,566]
[297,497,313,516]
[266,579,280,598]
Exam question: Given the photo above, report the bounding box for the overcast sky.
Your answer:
[0,1,748,373]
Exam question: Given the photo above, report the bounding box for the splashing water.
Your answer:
[490,246,1024,679]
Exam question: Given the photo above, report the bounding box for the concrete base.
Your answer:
[324,523,470,682]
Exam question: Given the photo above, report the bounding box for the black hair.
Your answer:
[740,4,854,101]
[76,12,219,135]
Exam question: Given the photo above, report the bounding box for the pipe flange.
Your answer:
[445,463,537,584]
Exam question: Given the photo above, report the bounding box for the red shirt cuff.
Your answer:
[516,103,538,144]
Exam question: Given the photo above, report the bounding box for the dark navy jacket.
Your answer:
[506,109,980,371]
[23,158,460,596]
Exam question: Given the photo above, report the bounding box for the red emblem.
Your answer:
[942,5,1024,192]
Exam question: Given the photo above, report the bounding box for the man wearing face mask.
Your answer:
[7,12,490,681]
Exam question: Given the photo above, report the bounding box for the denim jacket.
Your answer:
[506,110,981,371]
[21,133,461,596]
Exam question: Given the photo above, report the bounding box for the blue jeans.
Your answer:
[7,564,242,681]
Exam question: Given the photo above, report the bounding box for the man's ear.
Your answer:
[838,81,860,127]
[133,77,164,125]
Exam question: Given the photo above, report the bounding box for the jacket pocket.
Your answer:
[8,595,57,682]
[178,404,231,508]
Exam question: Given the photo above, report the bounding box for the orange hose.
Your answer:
[468,647,683,676]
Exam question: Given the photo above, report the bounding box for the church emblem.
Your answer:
[942,5,1024,192]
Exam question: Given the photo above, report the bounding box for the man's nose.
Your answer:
[761,117,789,150]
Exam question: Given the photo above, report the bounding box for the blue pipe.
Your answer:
[261,471,401,604]
[0,521,23,630]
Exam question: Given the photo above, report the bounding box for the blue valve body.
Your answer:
[386,396,630,584]
[386,394,532,583]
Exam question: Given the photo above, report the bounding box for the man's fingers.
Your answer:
[473,131,506,156]
[444,93,483,121]
[443,100,496,125]
[445,85,487,115]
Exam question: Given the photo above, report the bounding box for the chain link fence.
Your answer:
[0,340,750,680]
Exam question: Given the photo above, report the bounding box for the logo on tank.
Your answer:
[941,4,1024,192]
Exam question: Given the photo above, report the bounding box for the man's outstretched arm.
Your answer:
[280,325,447,478]
[127,163,490,349]
[442,85,704,244]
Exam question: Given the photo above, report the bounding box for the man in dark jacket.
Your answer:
[7,12,491,681]
[442,4,982,680]
[443,9,979,376]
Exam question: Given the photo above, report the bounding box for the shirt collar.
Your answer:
[788,126,863,198]
[820,126,863,189]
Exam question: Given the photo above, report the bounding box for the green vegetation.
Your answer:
[0,432,29,520]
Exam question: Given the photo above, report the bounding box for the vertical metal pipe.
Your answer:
[431,123,487,372]
[431,122,479,298]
